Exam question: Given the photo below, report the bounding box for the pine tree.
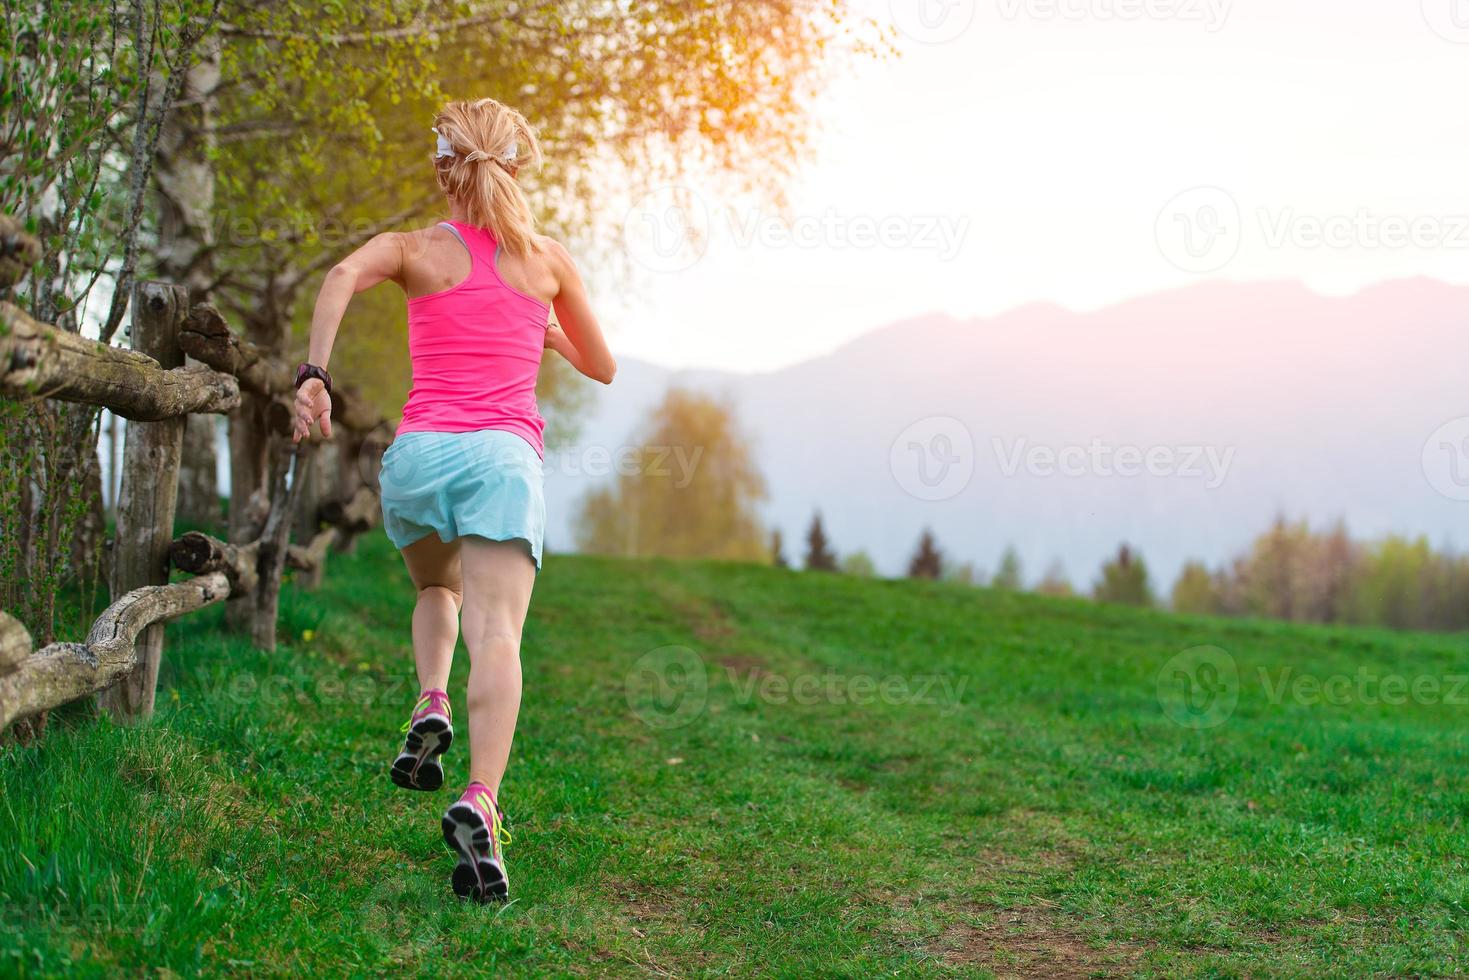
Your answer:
[804,512,837,571]
[908,529,943,579]
[993,546,1024,591]
[1093,544,1154,607]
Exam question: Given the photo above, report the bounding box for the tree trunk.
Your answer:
[0,215,41,291]
[97,282,188,721]
[252,446,310,650]
[68,446,106,587]
[107,411,121,518]
[293,437,329,540]
[155,43,222,530]
[176,413,221,527]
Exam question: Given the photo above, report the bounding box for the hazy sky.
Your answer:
[605,0,1469,372]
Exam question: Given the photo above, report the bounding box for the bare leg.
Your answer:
[400,534,464,693]
[458,537,536,795]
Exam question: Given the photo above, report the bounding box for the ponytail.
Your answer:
[432,98,543,256]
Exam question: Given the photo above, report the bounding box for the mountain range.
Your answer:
[543,278,1469,591]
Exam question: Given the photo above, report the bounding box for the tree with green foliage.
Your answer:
[944,561,979,586]
[1170,561,1222,614]
[1035,561,1075,598]
[574,389,766,561]
[1,0,221,648]
[192,0,881,543]
[841,550,877,578]
[1348,535,1446,631]
[908,529,943,580]
[804,512,838,572]
[1176,518,1467,633]
[1093,544,1154,607]
[993,546,1024,591]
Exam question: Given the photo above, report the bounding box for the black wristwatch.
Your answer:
[294,362,332,394]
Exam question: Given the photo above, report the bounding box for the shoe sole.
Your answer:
[390,716,452,791]
[442,803,508,904]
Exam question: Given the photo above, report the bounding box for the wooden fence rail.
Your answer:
[0,225,389,729]
[0,300,240,419]
[0,577,229,730]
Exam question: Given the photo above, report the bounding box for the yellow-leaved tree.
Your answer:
[574,389,767,561]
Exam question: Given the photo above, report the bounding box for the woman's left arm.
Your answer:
[543,239,616,385]
[295,233,405,443]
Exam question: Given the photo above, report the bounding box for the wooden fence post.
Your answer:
[292,439,335,589]
[250,442,310,650]
[97,282,188,720]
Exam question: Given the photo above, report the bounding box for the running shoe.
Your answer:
[442,782,511,903]
[390,689,453,791]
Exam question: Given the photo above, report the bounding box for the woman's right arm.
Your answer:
[294,233,406,443]
[545,239,616,385]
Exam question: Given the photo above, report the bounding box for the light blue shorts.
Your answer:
[379,429,545,570]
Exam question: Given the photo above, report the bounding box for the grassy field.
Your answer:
[3,535,1468,977]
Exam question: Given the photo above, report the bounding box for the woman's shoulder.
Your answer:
[532,234,575,268]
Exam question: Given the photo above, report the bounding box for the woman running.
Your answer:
[292,97,616,903]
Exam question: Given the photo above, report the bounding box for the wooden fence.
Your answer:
[0,231,389,730]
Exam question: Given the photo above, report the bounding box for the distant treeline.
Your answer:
[784,513,1466,634]
[576,390,1465,635]
[1169,518,1468,633]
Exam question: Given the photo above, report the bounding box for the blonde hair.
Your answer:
[432,98,543,256]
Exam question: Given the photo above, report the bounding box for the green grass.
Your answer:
[3,536,1469,977]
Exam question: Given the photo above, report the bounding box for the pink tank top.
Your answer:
[397,221,551,455]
